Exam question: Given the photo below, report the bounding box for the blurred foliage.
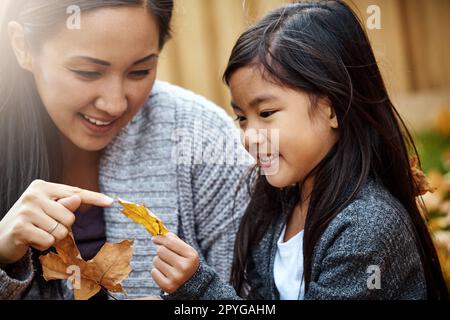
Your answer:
[414,107,450,291]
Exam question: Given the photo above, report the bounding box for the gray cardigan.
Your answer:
[0,81,252,300]
[163,179,428,300]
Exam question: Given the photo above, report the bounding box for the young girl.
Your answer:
[151,1,448,299]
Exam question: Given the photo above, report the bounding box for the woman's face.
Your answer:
[229,65,338,188]
[27,6,160,151]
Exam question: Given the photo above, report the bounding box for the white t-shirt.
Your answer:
[273,225,305,300]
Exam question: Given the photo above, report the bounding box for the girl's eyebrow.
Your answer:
[69,54,159,67]
[248,94,276,108]
[231,94,277,111]
[230,101,241,111]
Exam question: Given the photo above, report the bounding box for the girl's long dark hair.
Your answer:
[224,1,448,299]
[0,0,173,298]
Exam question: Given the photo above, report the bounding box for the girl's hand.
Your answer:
[151,233,200,294]
[0,179,114,264]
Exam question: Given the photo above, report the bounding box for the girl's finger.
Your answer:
[152,233,193,258]
[153,256,177,279]
[156,245,184,269]
[151,268,172,292]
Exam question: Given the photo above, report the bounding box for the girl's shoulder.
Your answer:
[316,178,419,258]
[308,179,427,299]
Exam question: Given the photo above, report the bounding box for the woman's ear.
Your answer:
[328,105,339,129]
[8,21,33,72]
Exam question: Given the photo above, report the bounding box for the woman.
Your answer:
[0,0,251,299]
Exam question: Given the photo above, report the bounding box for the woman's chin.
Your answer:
[72,137,112,152]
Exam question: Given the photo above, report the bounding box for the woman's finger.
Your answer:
[35,180,114,206]
[57,195,82,213]
[26,224,57,251]
[27,207,68,242]
[41,198,77,228]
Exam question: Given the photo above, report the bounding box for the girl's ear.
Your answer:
[8,21,34,72]
[328,105,339,129]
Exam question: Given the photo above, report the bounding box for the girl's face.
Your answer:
[23,6,160,151]
[229,66,339,188]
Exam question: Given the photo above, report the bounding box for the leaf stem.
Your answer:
[101,287,119,300]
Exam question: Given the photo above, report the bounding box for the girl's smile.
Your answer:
[230,65,338,188]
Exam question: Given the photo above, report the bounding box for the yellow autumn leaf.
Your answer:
[118,198,169,236]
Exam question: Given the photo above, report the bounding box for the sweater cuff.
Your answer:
[0,250,34,299]
[161,262,214,300]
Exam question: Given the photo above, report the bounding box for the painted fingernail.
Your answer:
[103,196,114,204]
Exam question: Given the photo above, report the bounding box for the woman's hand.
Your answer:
[151,233,200,294]
[0,179,114,264]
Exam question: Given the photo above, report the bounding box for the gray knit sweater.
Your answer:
[163,178,428,300]
[0,80,253,300]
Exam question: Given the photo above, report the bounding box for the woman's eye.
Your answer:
[260,111,276,118]
[71,70,101,79]
[234,115,247,122]
[129,70,150,78]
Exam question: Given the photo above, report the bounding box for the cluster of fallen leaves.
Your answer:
[39,199,169,300]
[420,165,450,287]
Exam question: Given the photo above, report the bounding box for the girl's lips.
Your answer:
[79,113,116,134]
[258,154,279,169]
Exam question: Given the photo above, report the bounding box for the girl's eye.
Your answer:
[71,70,101,79]
[234,115,247,122]
[260,111,276,118]
[129,70,150,78]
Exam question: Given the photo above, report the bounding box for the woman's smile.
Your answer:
[78,112,118,134]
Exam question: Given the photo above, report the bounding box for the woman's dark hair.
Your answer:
[224,0,448,299]
[0,0,173,298]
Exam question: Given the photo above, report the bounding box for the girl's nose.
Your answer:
[242,128,268,156]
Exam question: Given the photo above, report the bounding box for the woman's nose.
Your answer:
[95,81,128,117]
[94,96,127,117]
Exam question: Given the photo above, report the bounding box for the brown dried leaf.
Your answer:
[410,156,436,196]
[39,233,133,300]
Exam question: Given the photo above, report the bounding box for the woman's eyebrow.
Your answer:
[133,54,159,65]
[69,54,159,66]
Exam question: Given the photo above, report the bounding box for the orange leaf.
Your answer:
[410,156,436,196]
[118,198,169,236]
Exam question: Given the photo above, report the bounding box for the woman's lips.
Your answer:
[79,113,117,134]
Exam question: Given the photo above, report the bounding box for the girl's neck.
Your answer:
[284,176,314,242]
